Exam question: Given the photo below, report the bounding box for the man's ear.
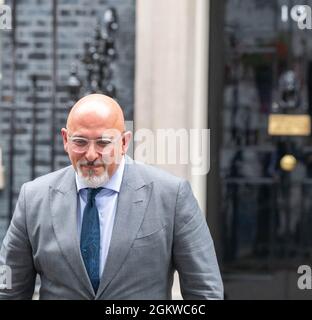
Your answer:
[61,128,69,153]
[122,131,132,155]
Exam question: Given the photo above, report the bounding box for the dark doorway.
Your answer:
[208,0,312,299]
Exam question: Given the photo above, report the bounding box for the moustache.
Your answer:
[78,160,105,167]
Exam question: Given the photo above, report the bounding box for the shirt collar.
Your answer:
[75,156,125,193]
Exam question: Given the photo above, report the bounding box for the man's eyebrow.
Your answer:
[70,135,88,139]
[72,134,114,140]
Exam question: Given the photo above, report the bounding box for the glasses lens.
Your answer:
[96,139,114,154]
[69,134,122,154]
[71,138,88,153]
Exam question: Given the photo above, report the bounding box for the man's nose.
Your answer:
[84,141,99,162]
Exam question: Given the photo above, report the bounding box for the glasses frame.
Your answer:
[67,131,125,154]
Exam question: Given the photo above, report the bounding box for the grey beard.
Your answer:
[77,166,110,188]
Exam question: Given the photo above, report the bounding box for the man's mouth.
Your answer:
[82,164,103,169]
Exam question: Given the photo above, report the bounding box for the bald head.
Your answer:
[67,94,125,133]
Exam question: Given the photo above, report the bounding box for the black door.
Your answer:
[209,0,312,299]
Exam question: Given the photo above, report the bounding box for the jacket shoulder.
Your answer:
[23,166,74,193]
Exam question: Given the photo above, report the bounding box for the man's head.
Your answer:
[61,94,132,188]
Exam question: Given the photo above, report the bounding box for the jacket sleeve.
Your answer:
[0,183,36,299]
[173,180,224,300]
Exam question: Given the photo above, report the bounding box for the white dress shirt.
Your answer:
[75,156,125,277]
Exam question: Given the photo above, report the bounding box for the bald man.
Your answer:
[0,94,223,300]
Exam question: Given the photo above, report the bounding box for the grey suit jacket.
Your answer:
[0,157,223,300]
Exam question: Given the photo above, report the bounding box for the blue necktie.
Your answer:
[80,187,102,293]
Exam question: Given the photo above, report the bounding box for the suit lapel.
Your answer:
[96,158,152,298]
[49,167,94,297]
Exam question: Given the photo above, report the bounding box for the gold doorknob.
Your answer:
[280,154,297,172]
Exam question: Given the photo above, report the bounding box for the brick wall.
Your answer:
[0,0,136,243]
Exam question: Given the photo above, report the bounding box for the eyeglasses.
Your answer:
[67,133,124,154]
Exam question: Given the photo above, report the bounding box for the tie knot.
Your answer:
[87,187,103,202]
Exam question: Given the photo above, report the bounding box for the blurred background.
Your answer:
[1,0,312,299]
